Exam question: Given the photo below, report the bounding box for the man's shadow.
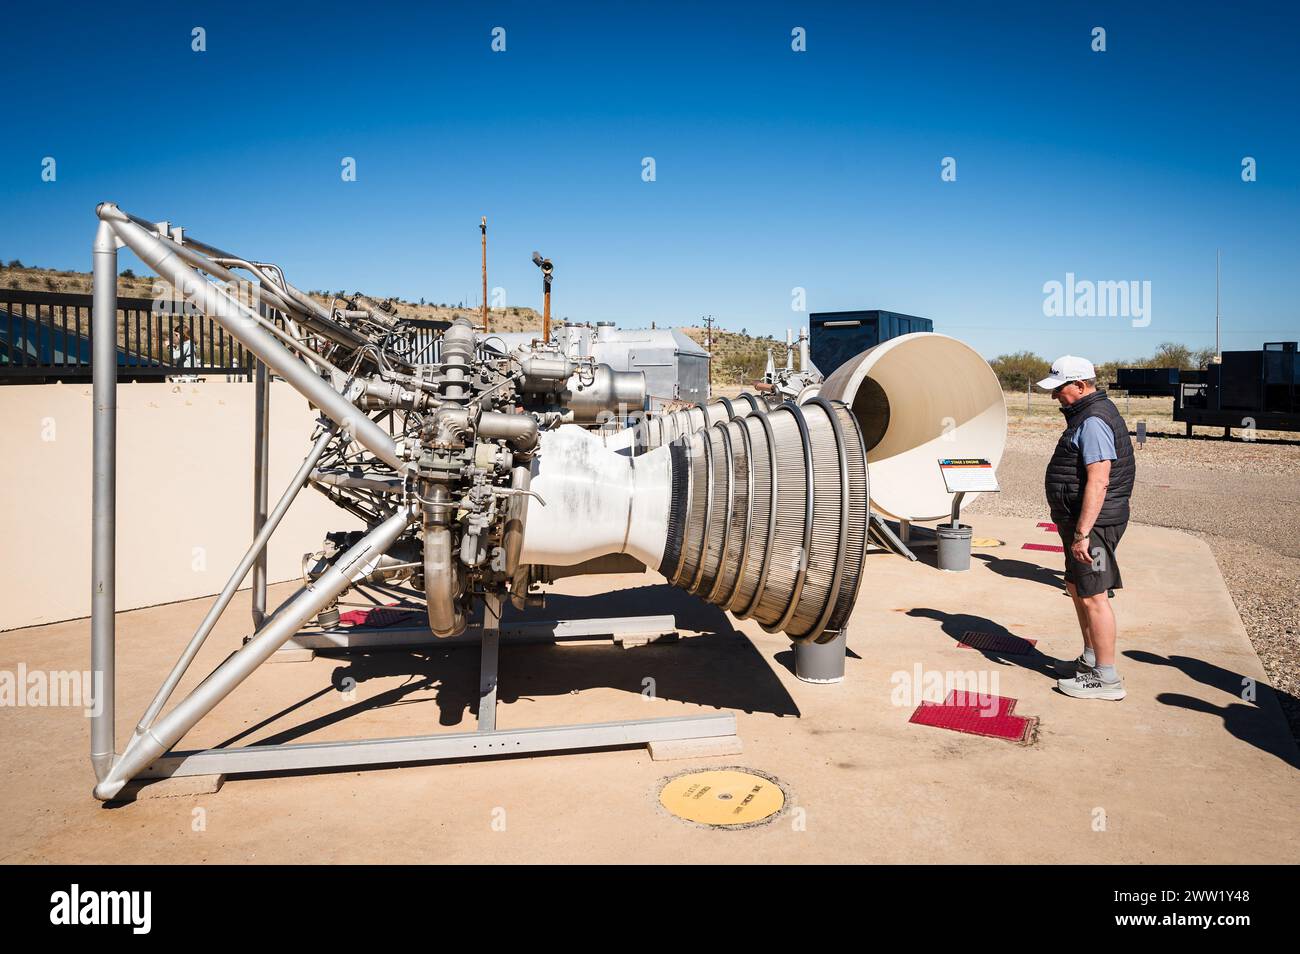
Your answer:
[906,607,1060,679]
[1126,650,1300,769]
[972,552,1066,590]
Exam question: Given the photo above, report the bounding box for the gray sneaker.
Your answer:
[1058,666,1126,701]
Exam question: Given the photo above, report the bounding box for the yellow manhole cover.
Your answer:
[972,537,1004,548]
[658,769,785,827]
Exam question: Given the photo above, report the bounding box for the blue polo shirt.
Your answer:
[1071,416,1118,465]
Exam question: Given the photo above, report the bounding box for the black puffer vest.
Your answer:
[1044,390,1135,526]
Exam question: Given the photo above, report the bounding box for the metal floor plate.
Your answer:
[909,691,1036,743]
[958,631,1038,654]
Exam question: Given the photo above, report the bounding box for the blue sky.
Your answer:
[1,1,1295,361]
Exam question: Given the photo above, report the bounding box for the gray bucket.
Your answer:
[794,630,847,684]
[936,523,973,572]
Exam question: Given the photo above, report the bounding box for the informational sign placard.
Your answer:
[938,458,1001,494]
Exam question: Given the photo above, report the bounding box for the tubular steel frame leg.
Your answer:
[90,220,119,784]
[251,358,270,629]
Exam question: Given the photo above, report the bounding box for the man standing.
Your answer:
[1038,356,1135,701]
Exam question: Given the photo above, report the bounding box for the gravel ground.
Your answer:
[977,394,1300,740]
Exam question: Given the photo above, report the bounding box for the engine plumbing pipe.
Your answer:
[424,405,538,453]
[441,317,477,402]
[423,485,467,637]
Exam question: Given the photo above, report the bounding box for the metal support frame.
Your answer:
[867,513,918,561]
[89,205,737,800]
[251,357,270,629]
[477,592,502,732]
[139,599,732,783]
[140,715,735,780]
[90,219,118,785]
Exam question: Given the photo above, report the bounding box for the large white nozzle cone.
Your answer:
[816,332,1006,522]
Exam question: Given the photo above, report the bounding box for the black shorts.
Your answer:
[1057,521,1126,598]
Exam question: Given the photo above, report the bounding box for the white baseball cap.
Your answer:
[1037,355,1096,390]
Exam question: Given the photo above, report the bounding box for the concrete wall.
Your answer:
[0,381,362,631]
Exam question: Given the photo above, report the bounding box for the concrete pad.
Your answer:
[648,736,744,761]
[119,775,225,801]
[0,514,1295,863]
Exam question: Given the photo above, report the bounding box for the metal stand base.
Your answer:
[141,716,736,780]
[141,604,734,782]
[793,630,847,684]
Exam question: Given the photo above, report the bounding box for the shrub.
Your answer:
[989,350,1050,390]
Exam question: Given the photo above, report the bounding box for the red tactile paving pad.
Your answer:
[1022,542,1064,553]
[338,604,423,628]
[1037,522,1058,532]
[958,631,1038,654]
[910,691,1037,743]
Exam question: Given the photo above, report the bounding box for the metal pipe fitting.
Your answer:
[422,485,467,637]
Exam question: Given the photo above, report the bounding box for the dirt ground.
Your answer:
[980,392,1300,740]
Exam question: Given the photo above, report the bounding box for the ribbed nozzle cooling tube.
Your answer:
[521,398,867,643]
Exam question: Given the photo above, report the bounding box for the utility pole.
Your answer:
[1215,247,1221,362]
[532,251,553,343]
[480,216,488,333]
[703,314,715,397]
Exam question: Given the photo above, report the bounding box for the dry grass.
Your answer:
[0,265,553,336]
